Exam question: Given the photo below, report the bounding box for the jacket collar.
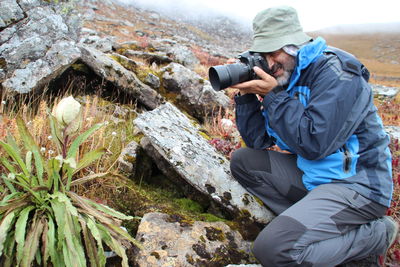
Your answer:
[287,37,327,90]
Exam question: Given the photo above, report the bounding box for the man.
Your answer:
[229,6,398,267]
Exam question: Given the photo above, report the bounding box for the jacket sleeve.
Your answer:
[234,93,275,149]
[262,56,372,160]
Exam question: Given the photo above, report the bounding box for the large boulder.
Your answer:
[0,0,24,29]
[134,212,256,266]
[2,41,81,94]
[161,63,230,121]
[1,3,81,93]
[134,102,274,224]
[79,45,164,110]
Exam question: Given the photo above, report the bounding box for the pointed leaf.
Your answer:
[70,172,108,187]
[2,229,16,267]
[46,217,63,266]
[106,223,143,250]
[6,133,21,158]
[74,148,107,174]
[67,123,104,159]
[86,217,106,266]
[82,197,134,221]
[25,151,32,174]
[98,224,129,267]
[0,140,29,177]
[50,199,66,250]
[48,112,63,152]
[79,218,100,267]
[0,211,16,257]
[21,216,44,267]
[15,206,34,264]
[63,213,86,267]
[16,116,45,185]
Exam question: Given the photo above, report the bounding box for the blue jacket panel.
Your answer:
[235,37,393,207]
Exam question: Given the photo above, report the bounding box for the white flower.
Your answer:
[48,150,54,155]
[47,135,53,140]
[40,147,46,153]
[221,118,234,132]
[111,131,117,136]
[52,96,82,134]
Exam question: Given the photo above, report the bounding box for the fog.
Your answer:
[116,0,400,33]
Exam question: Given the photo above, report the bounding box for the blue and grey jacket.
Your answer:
[235,37,393,207]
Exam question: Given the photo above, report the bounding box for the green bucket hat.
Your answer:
[250,6,312,53]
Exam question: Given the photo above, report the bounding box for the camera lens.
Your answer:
[209,63,251,91]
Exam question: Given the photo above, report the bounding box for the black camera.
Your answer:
[208,51,271,91]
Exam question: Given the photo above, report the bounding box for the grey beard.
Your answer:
[276,69,292,86]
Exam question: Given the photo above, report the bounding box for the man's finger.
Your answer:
[231,80,258,89]
[253,66,271,80]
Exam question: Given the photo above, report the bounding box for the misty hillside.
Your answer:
[313,22,400,34]
[98,0,400,86]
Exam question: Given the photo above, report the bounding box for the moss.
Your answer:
[174,198,204,213]
[150,251,160,259]
[199,235,206,243]
[71,63,90,74]
[198,130,211,140]
[242,193,250,205]
[166,213,194,227]
[210,244,251,266]
[186,254,195,265]
[205,226,225,242]
[192,242,211,259]
[0,58,6,70]
[226,209,263,241]
[253,195,265,207]
[199,213,225,223]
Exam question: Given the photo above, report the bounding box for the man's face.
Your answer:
[264,49,296,86]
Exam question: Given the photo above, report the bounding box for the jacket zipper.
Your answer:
[343,145,351,173]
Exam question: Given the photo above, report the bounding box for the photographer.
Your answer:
[227,6,397,266]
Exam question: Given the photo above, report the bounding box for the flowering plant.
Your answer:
[0,96,141,267]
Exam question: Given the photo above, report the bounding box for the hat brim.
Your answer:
[249,31,312,53]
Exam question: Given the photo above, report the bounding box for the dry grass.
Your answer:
[311,32,400,87]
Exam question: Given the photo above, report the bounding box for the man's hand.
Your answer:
[231,66,278,96]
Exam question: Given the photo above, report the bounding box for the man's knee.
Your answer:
[252,215,309,266]
[230,147,248,177]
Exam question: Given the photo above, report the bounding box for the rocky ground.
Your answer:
[1,0,400,266]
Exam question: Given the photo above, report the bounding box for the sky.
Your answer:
[120,0,400,31]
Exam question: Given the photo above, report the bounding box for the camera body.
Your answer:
[209,51,271,91]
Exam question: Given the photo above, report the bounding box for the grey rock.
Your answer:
[385,125,400,141]
[79,45,164,110]
[0,25,16,45]
[2,40,81,94]
[135,212,255,266]
[166,44,200,68]
[0,0,24,28]
[161,62,230,120]
[134,103,274,224]
[122,50,172,65]
[144,73,160,89]
[118,141,140,175]
[18,0,42,12]
[371,84,400,98]
[0,70,5,81]
[79,34,115,53]
[0,6,77,73]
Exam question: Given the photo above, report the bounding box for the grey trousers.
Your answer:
[230,147,388,267]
